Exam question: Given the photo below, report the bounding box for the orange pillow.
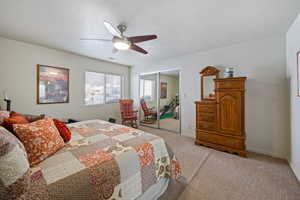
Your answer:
[53,119,72,142]
[13,117,65,166]
[2,112,29,132]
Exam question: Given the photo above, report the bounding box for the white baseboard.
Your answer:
[248,147,299,183]
[246,146,286,159]
[289,162,300,182]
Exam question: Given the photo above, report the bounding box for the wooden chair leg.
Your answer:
[121,118,138,128]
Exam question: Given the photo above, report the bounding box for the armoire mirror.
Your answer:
[200,66,220,100]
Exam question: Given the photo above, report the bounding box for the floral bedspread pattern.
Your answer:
[21,120,181,200]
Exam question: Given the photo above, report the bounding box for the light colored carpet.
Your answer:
[159,118,180,132]
[139,127,300,200]
[140,118,180,132]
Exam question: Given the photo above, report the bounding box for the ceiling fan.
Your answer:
[81,21,157,54]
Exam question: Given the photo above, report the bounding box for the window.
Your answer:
[105,74,122,103]
[140,79,155,101]
[85,71,122,105]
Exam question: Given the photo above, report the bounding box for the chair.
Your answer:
[140,99,157,123]
[119,99,138,128]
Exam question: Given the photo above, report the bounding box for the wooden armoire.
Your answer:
[195,66,247,157]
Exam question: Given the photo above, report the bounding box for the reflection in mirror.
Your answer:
[200,66,219,100]
[159,70,180,133]
[139,73,158,128]
[139,70,181,133]
[203,76,216,99]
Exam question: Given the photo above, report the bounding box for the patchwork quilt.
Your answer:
[10,120,181,200]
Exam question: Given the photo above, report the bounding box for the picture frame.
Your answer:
[160,82,167,99]
[37,64,69,104]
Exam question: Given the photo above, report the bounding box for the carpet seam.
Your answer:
[188,150,212,183]
[178,151,213,199]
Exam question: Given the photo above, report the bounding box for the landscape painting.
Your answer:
[37,65,69,104]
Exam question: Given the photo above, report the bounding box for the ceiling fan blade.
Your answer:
[130,44,148,54]
[128,35,157,43]
[104,21,121,37]
[80,38,111,42]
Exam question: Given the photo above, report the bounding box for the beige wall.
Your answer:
[287,13,300,181]
[0,37,130,123]
[132,36,289,159]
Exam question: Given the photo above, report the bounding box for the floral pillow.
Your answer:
[0,126,30,199]
[13,117,65,166]
[0,110,9,125]
[2,112,29,133]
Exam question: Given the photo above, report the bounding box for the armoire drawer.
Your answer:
[197,113,216,122]
[197,121,217,131]
[197,105,216,113]
[216,80,244,90]
[196,131,244,149]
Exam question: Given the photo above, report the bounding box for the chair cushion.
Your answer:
[0,126,31,199]
[53,119,72,142]
[2,112,29,132]
[13,117,65,166]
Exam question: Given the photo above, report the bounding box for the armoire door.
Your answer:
[217,91,243,136]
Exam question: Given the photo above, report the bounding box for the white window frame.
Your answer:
[85,71,124,105]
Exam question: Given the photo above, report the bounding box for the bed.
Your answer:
[9,119,181,200]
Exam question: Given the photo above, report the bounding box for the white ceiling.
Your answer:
[0,0,299,66]
[161,70,180,77]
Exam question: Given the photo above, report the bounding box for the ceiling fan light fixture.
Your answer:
[113,41,130,50]
[82,21,157,54]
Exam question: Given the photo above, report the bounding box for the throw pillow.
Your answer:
[13,117,65,166]
[23,114,45,122]
[0,111,9,125]
[53,119,72,143]
[0,126,31,199]
[2,112,29,132]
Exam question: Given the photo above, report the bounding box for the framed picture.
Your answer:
[37,64,69,104]
[297,51,300,97]
[160,82,167,99]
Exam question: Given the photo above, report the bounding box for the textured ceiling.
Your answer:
[0,0,299,66]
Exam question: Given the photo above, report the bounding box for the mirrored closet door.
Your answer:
[139,70,181,134]
[158,70,180,133]
[139,73,159,129]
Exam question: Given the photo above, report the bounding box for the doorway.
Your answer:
[139,70,181,133]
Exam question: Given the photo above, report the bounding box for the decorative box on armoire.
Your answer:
[195,66,247,157]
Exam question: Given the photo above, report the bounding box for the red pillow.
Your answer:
[53,119,71,142]
[2,112,29,132]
